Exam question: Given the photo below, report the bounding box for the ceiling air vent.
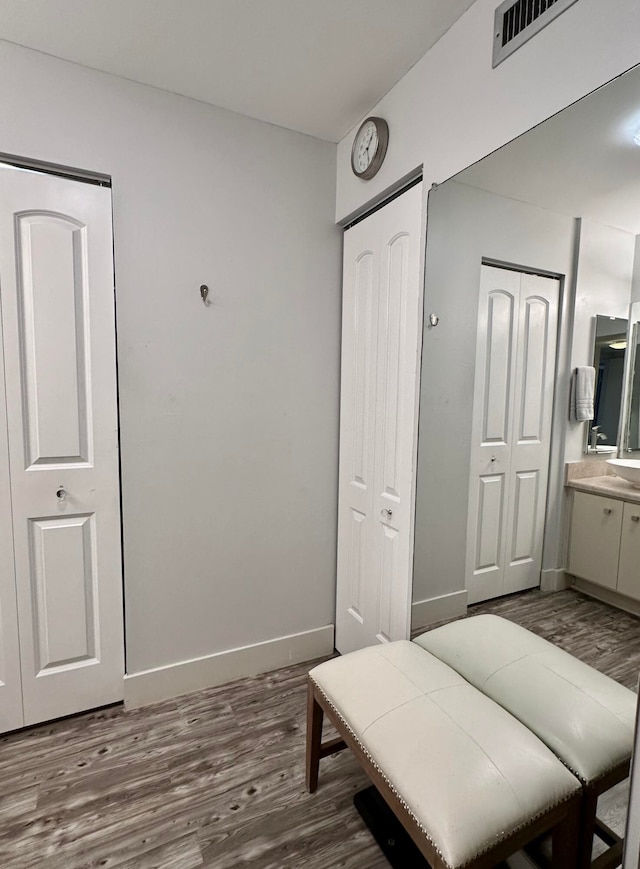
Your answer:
[493,0,580,67]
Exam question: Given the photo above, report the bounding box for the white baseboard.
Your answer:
[540,568,570,592]
[124,624,334,709]
[411,590,467,633]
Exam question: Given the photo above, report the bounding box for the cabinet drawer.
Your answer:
[617,502,640,600]
[568,492,622,589]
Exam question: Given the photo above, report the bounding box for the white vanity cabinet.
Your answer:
[568,491,640,598]
[617,501,640,598]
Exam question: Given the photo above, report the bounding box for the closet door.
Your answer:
[466,267,518,603]
[335,183,423,654]
[334,216,379,654]
[0,165,124,726]
[466,265,559,604]
[503,273,559,595]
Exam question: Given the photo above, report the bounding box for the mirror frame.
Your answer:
[622,301,640,454]
[585,315,628,455]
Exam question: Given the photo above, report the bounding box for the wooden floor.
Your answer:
[1,589,639,869]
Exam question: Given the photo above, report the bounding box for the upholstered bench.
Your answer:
[306,641,582,869]
[415,614,637,869]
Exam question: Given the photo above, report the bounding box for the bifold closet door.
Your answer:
[0,165,124,728]
[335,183,423,654]
[466,265,559,605]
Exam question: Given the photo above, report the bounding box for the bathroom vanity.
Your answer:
[567,464,640,605]
[564,300,640,610]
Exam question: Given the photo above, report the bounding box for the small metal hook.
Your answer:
[200,284,210,306]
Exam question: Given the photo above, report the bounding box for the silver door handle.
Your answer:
[56,487,67,501]
[381,509,393,519]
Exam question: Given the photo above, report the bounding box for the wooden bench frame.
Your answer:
[576,761,629,869]
[306,678,581,869]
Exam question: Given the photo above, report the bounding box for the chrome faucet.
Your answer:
[590,425,607,451]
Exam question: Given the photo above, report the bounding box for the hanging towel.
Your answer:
[570,366,596,421]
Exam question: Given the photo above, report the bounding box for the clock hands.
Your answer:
[365,130,377,162]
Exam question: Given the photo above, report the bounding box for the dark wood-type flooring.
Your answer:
[1,589,639,869]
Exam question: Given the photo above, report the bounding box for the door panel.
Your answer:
[0,165,124,727]
[376,523,398,644]
[29,515,98,672]
[352,252,375,488]
[346,509,366,625]
[518,297,550,441]
[468,266,559,604]
[475,474,504,572]
[379,232,407,498]
[16,213,91,466]
[336,183,423,654]
[483,291,515,444]
[510,470,538,563]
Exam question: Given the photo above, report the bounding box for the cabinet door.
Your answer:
[568,492,622,589]
[617,502,640,600]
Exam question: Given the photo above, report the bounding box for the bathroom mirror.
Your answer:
[585,314,628,454]
[623,302,640,453]
[413,63,640,858]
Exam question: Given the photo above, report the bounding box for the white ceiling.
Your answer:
[456,63,640,234]
[0,0,476,142]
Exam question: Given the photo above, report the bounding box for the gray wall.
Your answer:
[413,181,577,607]
[0,40,341,674]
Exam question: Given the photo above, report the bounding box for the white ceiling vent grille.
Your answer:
[493,0,580,67]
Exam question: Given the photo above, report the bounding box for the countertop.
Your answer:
[566,474,640,504]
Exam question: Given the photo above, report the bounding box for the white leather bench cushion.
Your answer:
[310,641,579,869]
[414,614,637,784]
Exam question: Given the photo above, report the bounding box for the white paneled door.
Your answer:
[0,165,124,728]
[466,265,559,605]
[336,183,423,654]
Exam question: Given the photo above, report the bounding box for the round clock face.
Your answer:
[351,117,389,180]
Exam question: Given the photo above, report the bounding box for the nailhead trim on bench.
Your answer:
[310,675,578,869]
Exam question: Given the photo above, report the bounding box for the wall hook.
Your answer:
[200,284,211,306]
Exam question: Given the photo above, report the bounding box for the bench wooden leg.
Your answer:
[577,789,598,869]
[551,795,581,869]
[306,681,324,793]
[582,795,624,869]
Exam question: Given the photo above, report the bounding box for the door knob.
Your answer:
[381,509,393,519]
[56,487,67,501]
[632,516,640,523]
[603,508,612,515]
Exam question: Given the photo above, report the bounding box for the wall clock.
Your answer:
[351,117,389,180]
